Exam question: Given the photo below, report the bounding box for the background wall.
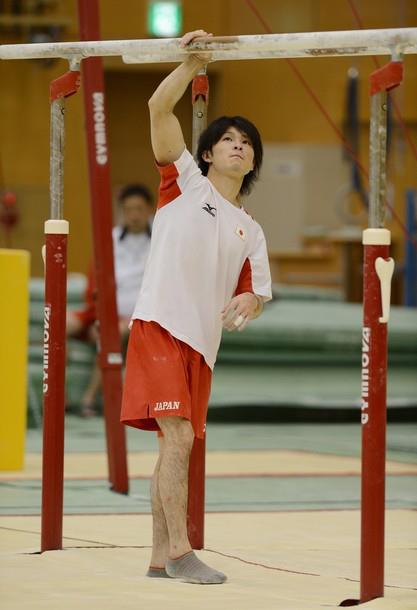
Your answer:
[0,0,416,277]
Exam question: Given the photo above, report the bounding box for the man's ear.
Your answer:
[202,150,212,163]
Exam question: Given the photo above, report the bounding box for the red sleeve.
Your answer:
[235,257,254,296]
[156,162,181,209]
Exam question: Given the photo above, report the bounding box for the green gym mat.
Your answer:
[218,300,417,365]
[209,363,417,414]
[27,277,417,424]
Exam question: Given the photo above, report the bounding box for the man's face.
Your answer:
[120,195,153,233]
[204,127,255,178]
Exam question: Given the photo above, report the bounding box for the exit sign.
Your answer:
[148,1,182,37]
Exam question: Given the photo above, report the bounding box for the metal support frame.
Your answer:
[41,69,80,552]
[77,0,128,495]
[187,69,209,550]
[358,60,403,604]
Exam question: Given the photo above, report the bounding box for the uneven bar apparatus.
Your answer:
[1,28,417,62]
[2,26,416,602]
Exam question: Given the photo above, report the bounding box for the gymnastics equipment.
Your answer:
[78,0,128,496]
[187,67,209,550]
[1,28,413,604]
[41,67,80,551]
[358,59,402,605]
[1,28,416,62]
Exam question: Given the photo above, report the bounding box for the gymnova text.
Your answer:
[43,304,51,394]
[361,327,370,425]
[92,91,108,165]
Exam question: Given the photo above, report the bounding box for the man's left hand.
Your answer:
[221,292,261,332]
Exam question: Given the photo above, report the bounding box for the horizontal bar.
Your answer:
[0,28,416,63]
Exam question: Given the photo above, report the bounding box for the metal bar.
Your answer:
[1,28,417,62]
[368,92,387,228]
[41,95,68,553]
[191,68,209,156]
[187,69,209,550]
[192,95,208,154]
[41,68,80,552]
[77,0,128,495]
[359,59,402,604]
[360,235,389,603]
[187,438,206,550]
[49,99,64,219]
[41,228,68,552]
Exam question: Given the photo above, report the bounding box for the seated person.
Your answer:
[66,183,154,416]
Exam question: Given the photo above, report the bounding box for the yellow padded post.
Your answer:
[0,249,30,470]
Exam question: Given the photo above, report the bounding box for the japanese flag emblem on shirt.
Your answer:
[235,226,246,240]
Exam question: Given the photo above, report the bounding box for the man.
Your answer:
[121,30,272,584]
[67,184,154,416]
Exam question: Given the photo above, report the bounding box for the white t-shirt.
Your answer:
[113,225,151,318]
[132,148,272,369]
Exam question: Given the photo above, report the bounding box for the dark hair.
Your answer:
[196,116,263,196]
[118,183,154,206]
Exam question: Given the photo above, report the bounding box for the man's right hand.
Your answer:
[179,29,213,64]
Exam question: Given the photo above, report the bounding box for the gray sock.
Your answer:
[146,567,170,578]
[165,551,227,584]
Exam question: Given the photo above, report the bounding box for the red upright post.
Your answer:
[187,70,209,550]
[360,231,391,600]
[187,436,206,549]
[359,60,402,603]
[41,70,80,552]
[77,0,128,494]
[41,229,68,552]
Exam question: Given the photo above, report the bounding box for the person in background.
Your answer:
[66,183,154,416]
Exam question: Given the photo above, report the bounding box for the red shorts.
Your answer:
[120,320,212,439]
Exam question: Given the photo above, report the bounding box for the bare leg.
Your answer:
[156,416,226,584]
[149,437,170,570]
[156,416,194,559]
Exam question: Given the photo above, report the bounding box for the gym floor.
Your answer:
[1,417,416,609]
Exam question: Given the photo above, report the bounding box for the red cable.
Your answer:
[206,548,320,577]
[346,0,366,30]
[244,0,417,249]
[391,96,417,162]
[244,1,368,179]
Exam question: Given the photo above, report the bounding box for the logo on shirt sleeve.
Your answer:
[202,203,216,217]
[235,226,246,240]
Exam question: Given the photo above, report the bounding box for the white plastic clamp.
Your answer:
[44,219,69,235]
[375,257,395,323]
